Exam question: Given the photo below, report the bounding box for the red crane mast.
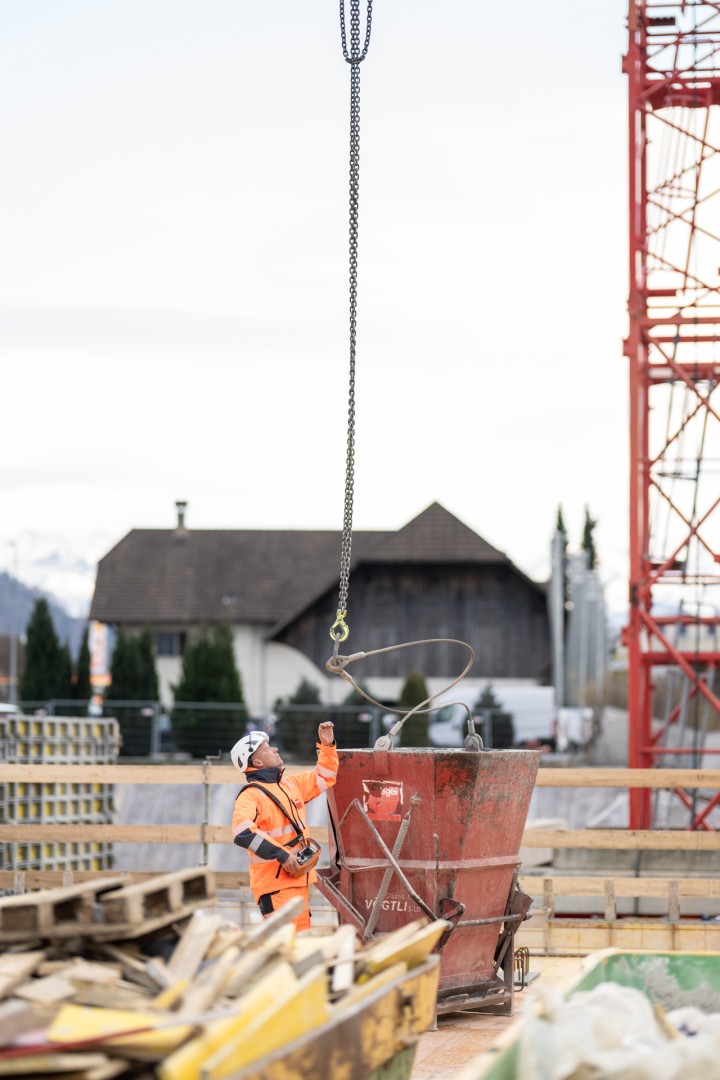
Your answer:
[624,2,720,828]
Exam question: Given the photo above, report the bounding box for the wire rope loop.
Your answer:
[326,638,477,749]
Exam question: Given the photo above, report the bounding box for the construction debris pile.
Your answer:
[518,982,720,1080]
[0,868,445,1080]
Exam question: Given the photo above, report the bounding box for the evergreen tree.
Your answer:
[582,505,598,569]
[20,598,67,703]
[56,642,74,713]
[107,628,159,703]
[342,681,371,707]
[137,630,160,701]
[340,680,377,748]
[172,625,247,758]
[555,504,568,544]
[107,629,161,756]
[72,627,92,702]
[289,678,322,706]
[474,684,515,749]
[107,630,142,702]
[555,503,570,606]
[397,670,431,747]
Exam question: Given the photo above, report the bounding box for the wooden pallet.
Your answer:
[0,868,216,944]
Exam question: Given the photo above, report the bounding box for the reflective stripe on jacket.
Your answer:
[231,741,338,900]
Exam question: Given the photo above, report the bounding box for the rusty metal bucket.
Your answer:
[315,747,541,1014]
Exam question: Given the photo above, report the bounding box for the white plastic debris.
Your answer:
[516,983,720,1080]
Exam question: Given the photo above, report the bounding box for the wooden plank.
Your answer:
[0,763,719,789]
[0,952,46,998]
[0,1052,110,1075]
[520,828,720,850]
[174,945,243,1015]
[0,999,45,1047]
[533,768,720,788]
[166,912,224,982]
[0,763,306,785]
[15,972,78,1005]
[66,961,123,988]
[0,870,253,891]
[0,823,328,844]
[94,944,171,992]
[519,874,720,898]
[518,915,720,956]
[603,879,616,921]
[668,880,681,921]
[6,822,714,849]
[0,824,208,842]
[70,980,156,1009]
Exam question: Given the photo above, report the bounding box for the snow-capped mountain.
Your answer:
[1,529,110,620]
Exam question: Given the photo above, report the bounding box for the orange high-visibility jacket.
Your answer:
[231,741,338,900]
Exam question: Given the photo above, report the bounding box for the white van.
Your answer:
[424,684,559,751]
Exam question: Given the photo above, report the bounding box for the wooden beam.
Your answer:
[519,875,720,898]
[0,824,330,844]
[2,822,716,850]
[0,764,719,789]
[520,828,720,850]
[0,870,253,892]
[533,768,720,789]
[517,916,720,957]
[0,763,300,784]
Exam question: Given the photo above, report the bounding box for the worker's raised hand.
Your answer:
[318,721,335,746]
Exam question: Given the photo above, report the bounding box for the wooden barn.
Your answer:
[89,501,551,714]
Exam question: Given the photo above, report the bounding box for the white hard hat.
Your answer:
[230,730,269,773]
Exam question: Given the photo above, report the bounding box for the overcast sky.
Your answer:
[1,1,630,614]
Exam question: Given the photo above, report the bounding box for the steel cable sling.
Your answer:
[326,1,479,751]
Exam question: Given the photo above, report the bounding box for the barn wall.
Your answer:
[274,563,551,682]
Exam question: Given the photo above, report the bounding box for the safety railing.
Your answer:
[2,764,720,949]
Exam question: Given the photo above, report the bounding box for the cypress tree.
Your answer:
[172,625,247,758]
[137,629,160,701]
[20,598,66,703]
[474,684,515,749]
[72,627,92,702]
[107,629,159,703]
[107,630,142,702]
[582,505,598,569]
[107,630,152,754]
[555,503,570,607]
[397,670,431,747]
[555,504,568,544]
[57,642,74,711]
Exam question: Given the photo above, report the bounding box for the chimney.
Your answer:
[174,500,189,542]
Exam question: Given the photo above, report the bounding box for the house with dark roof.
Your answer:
[89,501,551,714]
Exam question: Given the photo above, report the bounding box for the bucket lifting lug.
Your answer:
[436,896,465,950]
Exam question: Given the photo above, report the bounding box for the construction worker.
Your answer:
[230,721,338,932]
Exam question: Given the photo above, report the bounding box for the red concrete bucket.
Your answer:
[315,747,541,1014]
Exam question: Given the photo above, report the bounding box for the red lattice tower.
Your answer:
[623,2,720,828]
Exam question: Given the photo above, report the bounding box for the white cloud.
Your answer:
[1,0,632,616]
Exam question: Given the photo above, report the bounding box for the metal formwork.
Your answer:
[0,714,119,872]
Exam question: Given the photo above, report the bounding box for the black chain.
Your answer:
[331,0,374,646]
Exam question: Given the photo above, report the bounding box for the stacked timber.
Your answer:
[0,868,445,1079]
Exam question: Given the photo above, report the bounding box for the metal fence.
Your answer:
[17,700,384,760]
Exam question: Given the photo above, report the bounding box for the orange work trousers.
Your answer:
[259,885,311,932]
